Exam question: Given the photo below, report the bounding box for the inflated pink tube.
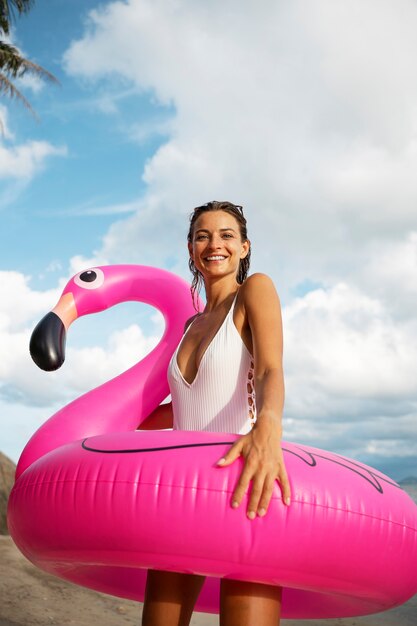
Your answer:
[7,265,417,619]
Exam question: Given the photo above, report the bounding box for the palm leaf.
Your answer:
[0,70,35,114]
[1,1,34,35]
[0,40,58,84]
[0,3,58,119]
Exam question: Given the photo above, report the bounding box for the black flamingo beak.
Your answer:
[29,312,66,371]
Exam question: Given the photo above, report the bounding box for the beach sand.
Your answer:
[1,535,415,626]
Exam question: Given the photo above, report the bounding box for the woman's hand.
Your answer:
[216,421,291,519]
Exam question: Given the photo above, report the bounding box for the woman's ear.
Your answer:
[188,242,194,259]
[240,239,250,259]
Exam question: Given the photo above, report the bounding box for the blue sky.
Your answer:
[2,0,172,282]
[1,0,416,481]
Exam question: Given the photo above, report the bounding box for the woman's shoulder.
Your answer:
[238,273,281,314]
[240,273,278,297]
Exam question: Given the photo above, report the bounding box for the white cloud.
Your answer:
[0,139,67,180]
[15,71,45,95]
[352,232,417,319]
[63,323,161,396]
[283,282,417,412]
[302,0,417,151]
[62,0,417,303]
[69,253,109,275]
[60,198,141,217]
[0,271,62,409]
[281,281,417,467]
[0,271,60,331]
[127,117,174,146]
[0,101,66,202]
[0,105,14,140]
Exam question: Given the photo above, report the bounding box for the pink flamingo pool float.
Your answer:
[7,265,417,619]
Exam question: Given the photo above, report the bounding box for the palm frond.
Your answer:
[0,3,58,118]
[0,70,36,117]
[0,40,59,84]
[1,1,34,35]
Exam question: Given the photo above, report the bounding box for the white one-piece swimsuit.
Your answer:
[167,294,257,434]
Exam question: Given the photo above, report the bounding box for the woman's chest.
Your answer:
[177,305,252,381]
[177,314,226,374]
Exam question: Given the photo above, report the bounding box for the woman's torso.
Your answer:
[167,289,257,434]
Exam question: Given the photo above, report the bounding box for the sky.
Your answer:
[0,0,416,481]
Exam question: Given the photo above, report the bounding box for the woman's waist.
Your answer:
[171,388,256,433]
[172,410,254,435]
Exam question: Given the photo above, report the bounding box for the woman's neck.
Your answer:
[203,277,240,312]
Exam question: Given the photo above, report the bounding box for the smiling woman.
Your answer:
[141,201,290,626]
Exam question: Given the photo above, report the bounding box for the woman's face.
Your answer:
[188,210,249,282]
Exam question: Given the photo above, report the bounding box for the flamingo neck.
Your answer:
[16,266,195,478]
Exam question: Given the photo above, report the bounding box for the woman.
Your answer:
[139,201,290,626]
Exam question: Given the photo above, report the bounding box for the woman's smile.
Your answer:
[205,255,228,262]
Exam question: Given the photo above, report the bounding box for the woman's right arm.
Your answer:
[137,401,173,430]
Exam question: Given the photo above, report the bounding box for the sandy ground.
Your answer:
[0,536,415,626]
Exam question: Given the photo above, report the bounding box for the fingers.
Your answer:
[254,474,276,517]
[216,438,292,518]
[230,462,257,515]
[279,467,291,507]
[233,464,291,519]
[216,438,245,466]
[246,473,269,519]
[245,470,290,519]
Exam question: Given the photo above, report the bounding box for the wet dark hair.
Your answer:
[187,201,251,310]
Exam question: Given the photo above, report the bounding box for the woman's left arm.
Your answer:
[216,273,291,519]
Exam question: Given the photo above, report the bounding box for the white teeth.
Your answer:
[206,256,226,260]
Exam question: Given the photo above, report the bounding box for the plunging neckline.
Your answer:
[175,293,238,387]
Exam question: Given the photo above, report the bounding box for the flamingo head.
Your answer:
[29,265,189,371]
[29,267,116,371]
[30,265,195,372]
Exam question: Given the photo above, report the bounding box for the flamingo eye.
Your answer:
[74,268,105,290]
[80,270,96,282]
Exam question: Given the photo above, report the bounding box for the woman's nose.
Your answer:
[207,235,223,249]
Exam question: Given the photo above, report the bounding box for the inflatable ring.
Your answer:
[7,265,417,619]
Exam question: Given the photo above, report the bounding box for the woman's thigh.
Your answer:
[220,578,282,626]
[141,568,206,626]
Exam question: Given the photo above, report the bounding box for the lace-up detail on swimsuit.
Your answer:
[247,360,256,429]
[168,294,256,435]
